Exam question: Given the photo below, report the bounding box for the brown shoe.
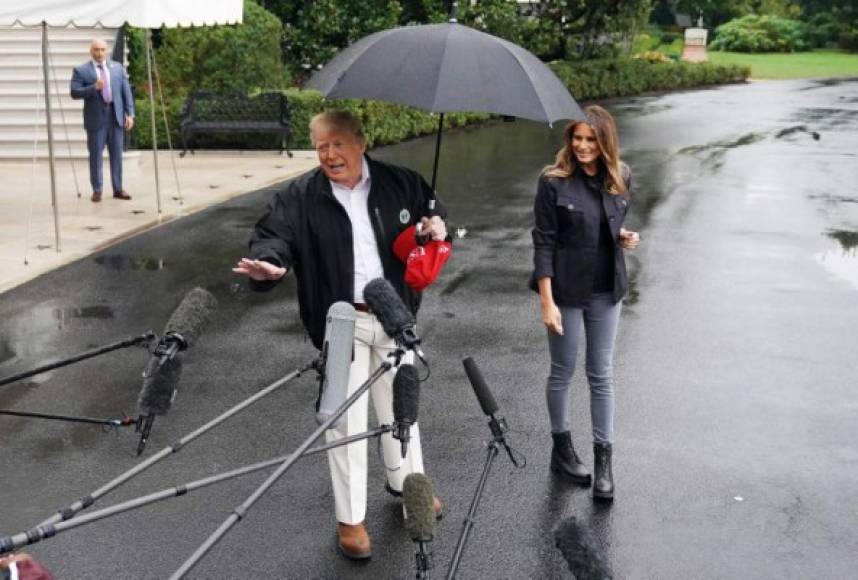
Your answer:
[337,522,371,560]
[113,190,132,200]
[91,191,102,202]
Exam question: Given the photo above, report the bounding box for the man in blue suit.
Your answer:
[70,39,135,202]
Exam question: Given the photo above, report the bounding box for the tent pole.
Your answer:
[430,112,444,195]
[145,29,162,215]
[41,21,61,253]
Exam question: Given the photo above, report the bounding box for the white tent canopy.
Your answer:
[0,0,243,28]
[0,0,243,255]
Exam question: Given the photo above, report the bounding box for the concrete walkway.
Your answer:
[0,149,318,293]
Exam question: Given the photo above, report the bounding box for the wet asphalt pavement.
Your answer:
[2,77,858,579]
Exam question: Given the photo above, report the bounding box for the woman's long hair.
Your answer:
[543,105,626,195]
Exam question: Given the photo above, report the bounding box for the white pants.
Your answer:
[325,311,425,524]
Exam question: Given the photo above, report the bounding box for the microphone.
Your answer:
[554,517,613,580]
[136,354,183,455]
[136,288,217,455]
[144,287,218,377]
[316,302,356,429]
[363,278,424,359]
[403,473,435,578]
[392,364,419,459]
[462,357,507,440]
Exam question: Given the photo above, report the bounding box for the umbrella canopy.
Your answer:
[307,22,583,125]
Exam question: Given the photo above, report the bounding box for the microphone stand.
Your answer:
[169,351,404,580]
[0,409,137,430]
[32,359,316,530]
[446,413,523,580]
[0,332,155,388]
[0,425,393,555]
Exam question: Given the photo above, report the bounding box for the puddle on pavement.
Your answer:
[816,230,858,291]
[678,132,767,170]
[94,254,166,271]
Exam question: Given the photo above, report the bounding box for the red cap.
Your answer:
[393,225,452,292]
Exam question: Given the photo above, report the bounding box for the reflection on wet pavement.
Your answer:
[826,229,858,253]
[94,254,166,271]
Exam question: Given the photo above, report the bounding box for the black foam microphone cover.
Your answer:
[138,354,183,415]
[403,473,436,543]
[363,278,414,339]
[393,364,420,426]
[463,357,499,416]
[554,517,613,580]
[164,287,217,347]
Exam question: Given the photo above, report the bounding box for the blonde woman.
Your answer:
[530,106,639,500]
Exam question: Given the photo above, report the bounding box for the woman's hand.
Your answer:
[541,301,564,336]
[619,228,640,250]
[232,258,287,281]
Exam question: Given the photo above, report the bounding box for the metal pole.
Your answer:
[446,442,500,579]
[145,29,162,215]
[0,333,152,388]
[36,362,313,528]
[41,22,61,252]
[0,426,392,556]
[430,112,444,194]
[170,360,394,579]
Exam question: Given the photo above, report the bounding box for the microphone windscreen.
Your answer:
[393,364,420,425]
[463,357,499,416]
[363,278,414,339]
[554,517,613,580]
[138,354,183,415]
[316,302,356,427]
[164,287,217,347]
[403,473,436,542]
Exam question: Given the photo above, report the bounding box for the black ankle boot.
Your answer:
[592,443,614,500]
[550,432,591,485]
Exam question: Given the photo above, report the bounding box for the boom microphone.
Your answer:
[403,473,436,579]
[462,357,507,441]
[554,517,613,580]
[393,364,420,459]
[136,288,217,455]
[144,287,217,377]
[363,278,424,358]
[316,302,356,429]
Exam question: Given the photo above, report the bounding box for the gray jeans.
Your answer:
[546,293,621,444]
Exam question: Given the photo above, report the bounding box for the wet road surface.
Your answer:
[2,77,858,579]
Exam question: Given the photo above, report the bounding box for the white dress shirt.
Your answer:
[329,157,384,303]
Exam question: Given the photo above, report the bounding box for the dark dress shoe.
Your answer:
[91,191,102,202]
[385,482,443,520]
[551,431,592,485]
[113,190,132,200]
[337,522,371,560]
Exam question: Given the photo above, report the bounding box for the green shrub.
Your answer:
[710,15,810,53]
[839,30,858,52]
[131,59,749,150]
[550,58,749,101]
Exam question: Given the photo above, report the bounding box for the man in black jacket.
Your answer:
[234,110,447,560]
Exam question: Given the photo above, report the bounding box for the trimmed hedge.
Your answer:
[711,15,810,53]
[132,58,749,150]
[549,58,750,101]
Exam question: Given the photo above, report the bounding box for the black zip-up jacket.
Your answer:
[247,155,447,349]
[530,165,632,307]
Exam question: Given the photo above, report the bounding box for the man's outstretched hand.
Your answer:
[232,258,287,281]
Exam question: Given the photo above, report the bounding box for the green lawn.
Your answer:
[706,49,858,79]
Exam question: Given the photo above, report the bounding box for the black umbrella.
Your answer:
[306,12,584,193]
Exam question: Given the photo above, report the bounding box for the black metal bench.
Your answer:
[179,91,293,157]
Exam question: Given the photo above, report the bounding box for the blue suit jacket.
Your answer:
[70,60,135,132]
